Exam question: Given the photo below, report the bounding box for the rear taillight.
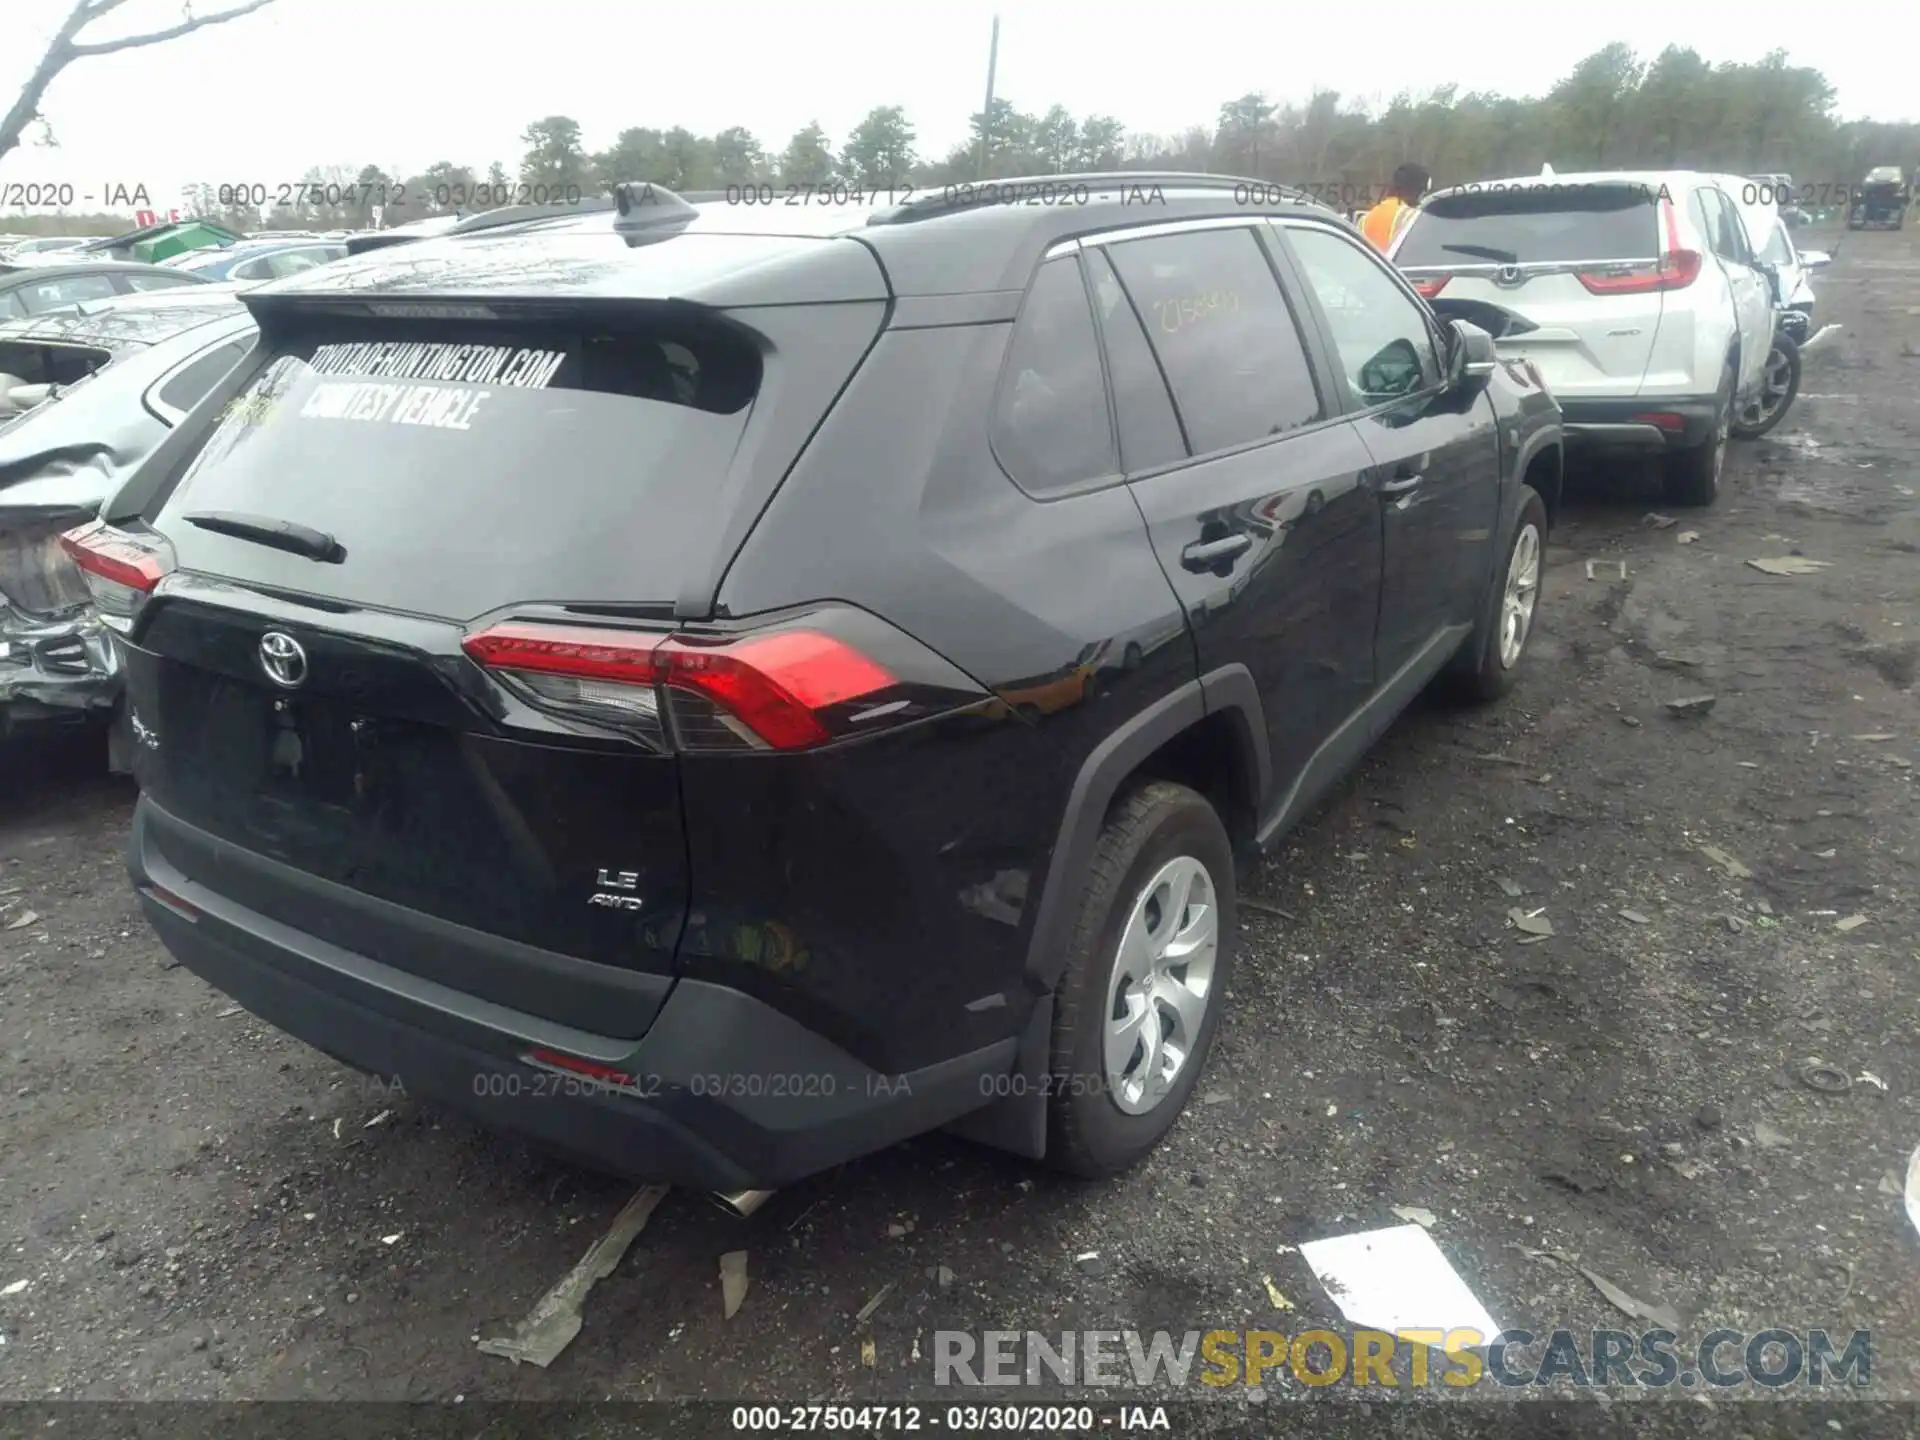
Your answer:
[1411,275,1452,299]
[462,608,983,754]
[1577,198,1699,295]
[58,519,173,629]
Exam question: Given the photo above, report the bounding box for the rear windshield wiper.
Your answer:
[1441,243,1522,263]
[182,511,345,564]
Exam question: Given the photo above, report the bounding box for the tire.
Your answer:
[1731,332,1801,440]
[1045,780,1236,1178]
[1661,357,1733,508]
[1443,485,1548,703]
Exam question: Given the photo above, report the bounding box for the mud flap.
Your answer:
[942,993,1051,1160]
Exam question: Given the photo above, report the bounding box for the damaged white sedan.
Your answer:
[0,289,254,766]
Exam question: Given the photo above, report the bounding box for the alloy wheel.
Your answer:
[1499,523,1541,669]
[1103,855,1219,1115]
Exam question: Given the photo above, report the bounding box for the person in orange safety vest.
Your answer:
[1360,163,1429,252]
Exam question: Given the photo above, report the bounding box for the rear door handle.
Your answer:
[1379,464,1424,496]
[1180,534,1252,571]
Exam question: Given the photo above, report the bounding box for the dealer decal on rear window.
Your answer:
[306,342,566,389]
[299,380,491,430]
[295,341,568,431]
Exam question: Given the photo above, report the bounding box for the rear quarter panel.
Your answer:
[707,320,1196,1074]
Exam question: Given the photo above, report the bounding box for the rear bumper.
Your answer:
[128,798,1015,1189]
[1558,395,1718,452]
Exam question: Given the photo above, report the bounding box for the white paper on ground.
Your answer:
[1298,1224,1499,1338]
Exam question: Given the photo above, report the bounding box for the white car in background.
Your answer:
[1391,169,1776,507]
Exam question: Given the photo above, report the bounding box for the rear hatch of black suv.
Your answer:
[89,223,893,1042]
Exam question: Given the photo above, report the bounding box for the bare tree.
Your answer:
[2,0,280,168]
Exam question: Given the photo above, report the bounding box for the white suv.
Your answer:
[1390,170,1775,506]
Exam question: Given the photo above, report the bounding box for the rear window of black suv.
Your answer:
[152,316,763,620]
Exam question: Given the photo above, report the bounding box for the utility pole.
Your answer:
[975,15,1000,182]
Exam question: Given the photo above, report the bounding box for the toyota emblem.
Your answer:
[258,631,308,689]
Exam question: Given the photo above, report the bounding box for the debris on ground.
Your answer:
[1496,877,1524,898]
[5,912,38,930]
[1619,909,1651,925]
[1665,695,1717,717]
[1793,1060,1852,1094]
[477,1184,670,1367]
[1698,845,1753,879]
[1644,513,1678,530]
[1836,914,1871,933]
[1859,1072,1889,1093]
[1240,896,1299,921]
[1514,1247,1683,1331]
[1854,734,1897,743]
[861,1336,877,1367]
[720,1250,749,1319]
[363,1111,391,1129]
[1262,1275,1294,1311]
[1300,1225,1498,1336]
[1747,556,1832,576]
[1906,1148,1920,1240]
[1073,1251,1105,1276]
[1585,559,1628,581]
[1507,907,1554,938]
[854,1281,894,1325]
[1,1279,27,1296]
[1390,1206,1438,1229]
[216,1005,243,1018]
[1677,531,1701,545]
[1753,1122,1791,1149]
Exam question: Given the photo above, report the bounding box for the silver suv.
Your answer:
[1391,170,1775,506]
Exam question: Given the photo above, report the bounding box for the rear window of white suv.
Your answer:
[1396,183,1661,266]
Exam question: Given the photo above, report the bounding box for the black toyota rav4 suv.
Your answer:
[68,176,1562,1194]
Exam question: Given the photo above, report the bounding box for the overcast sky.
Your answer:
[3,0,1913,214]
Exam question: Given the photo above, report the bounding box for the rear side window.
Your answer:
[1397,184,1660,266]
[155,316,765,620]
[1106,226,1322,454]
[1697,188,1752,264]
[992,256,1115,495]
[1,291,23,319]
[1083,248,1185,472]
[150,337,250,421]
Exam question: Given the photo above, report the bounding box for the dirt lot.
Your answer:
[1,222,1916,1424]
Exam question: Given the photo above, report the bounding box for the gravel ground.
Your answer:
[1,221,1916,1427]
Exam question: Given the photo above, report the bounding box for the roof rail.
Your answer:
[448,195,615,236]
[867,171,1328,226]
